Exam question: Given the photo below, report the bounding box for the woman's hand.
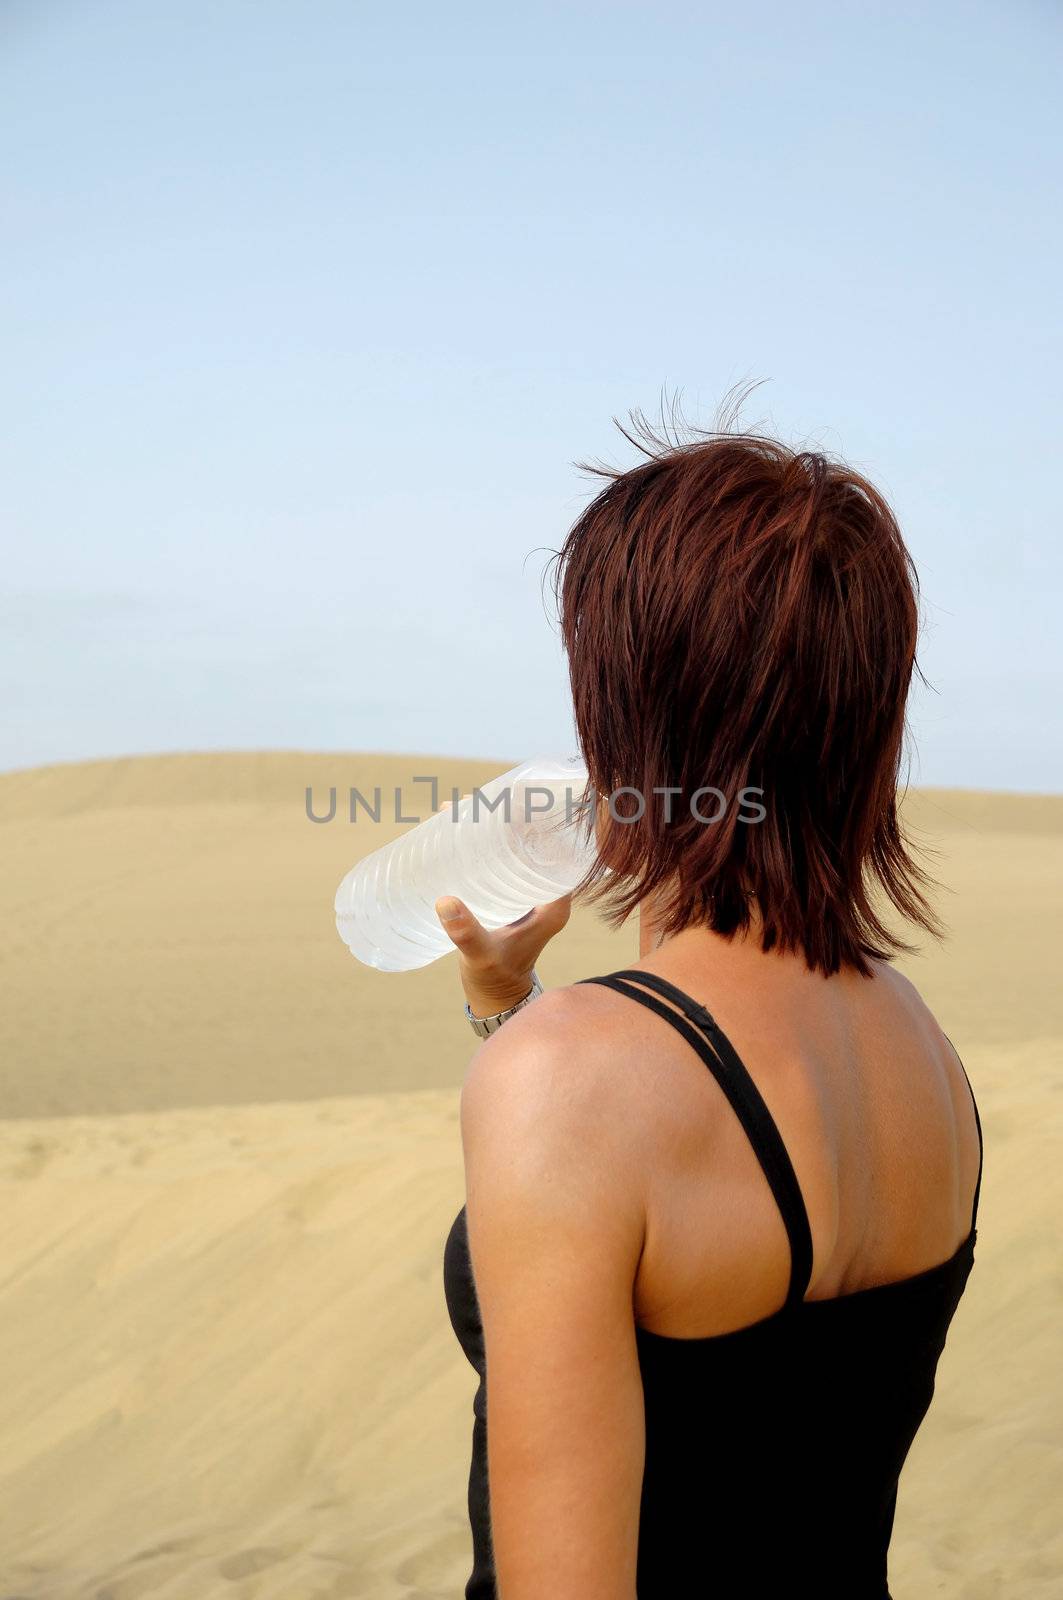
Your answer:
[435,892,572,1019]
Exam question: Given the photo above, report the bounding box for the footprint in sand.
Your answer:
[129,1537,197,1562]
[11,1138,53,1179]
[218,1546,290,1580]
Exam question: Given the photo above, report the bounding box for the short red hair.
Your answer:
[548,411,940,976]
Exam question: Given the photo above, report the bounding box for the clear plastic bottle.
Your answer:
[334,754,598,971]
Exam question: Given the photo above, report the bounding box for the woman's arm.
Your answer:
[459,989,647,1600]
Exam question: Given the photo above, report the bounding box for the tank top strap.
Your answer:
[944,1034,983,1233]
[577,968,815,1308]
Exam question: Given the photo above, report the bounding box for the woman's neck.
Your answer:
[640,889,765,960]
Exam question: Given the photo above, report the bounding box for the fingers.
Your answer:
[435,895,491,959]
[525,893,573,939]
[438,891,572,945]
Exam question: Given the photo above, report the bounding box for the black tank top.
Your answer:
[442,968,983,1599]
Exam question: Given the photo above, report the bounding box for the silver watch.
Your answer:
[465,972,544,1037]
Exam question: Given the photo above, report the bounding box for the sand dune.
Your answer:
[0,754,1060,1596]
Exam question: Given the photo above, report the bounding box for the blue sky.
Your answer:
[2,0,1060,790]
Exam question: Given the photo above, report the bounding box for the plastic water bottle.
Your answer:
[334,754,598,971]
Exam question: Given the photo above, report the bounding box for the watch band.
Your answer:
[465,972,544,1037]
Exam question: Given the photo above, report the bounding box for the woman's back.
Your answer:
[443,929,983,1598]
[591,927,983,1341]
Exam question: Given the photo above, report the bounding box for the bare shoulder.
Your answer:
[867,960,976,1119]
[462,979,643,1094]
[460,980,656,1188]
[871,960,956,1056]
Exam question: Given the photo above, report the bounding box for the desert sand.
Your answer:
[0,752,1059,1598]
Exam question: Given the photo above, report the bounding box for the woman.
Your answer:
[437,420,983,1600]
